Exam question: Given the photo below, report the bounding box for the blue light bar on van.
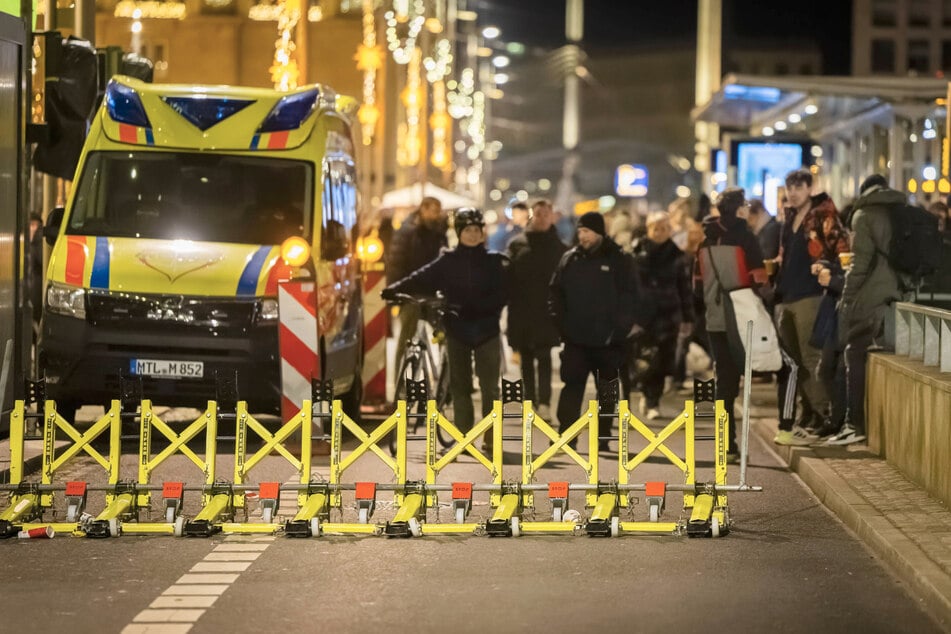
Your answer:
[257,88,320,133]
[162,96,256,131]
[105,80,151,128]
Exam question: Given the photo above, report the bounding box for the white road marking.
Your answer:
[134,609,205,622]
[162,585,229,596]
[121,625,193,634]
[203,552,262,561]
[150,596,219,609]
[175,573,240,585]
[212,544,269,552]
[189,562,252,573]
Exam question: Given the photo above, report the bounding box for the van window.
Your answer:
[68,151,313,245]
[320,157,357,260]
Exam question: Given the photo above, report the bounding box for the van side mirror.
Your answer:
[44,207,65,247]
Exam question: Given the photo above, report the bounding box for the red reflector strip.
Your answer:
[65,481,87,497]
[163,482,184,498]
[355,482,377,500]
[267,130,289,149]
[118,123,139,144]
[645,481,666,498]
[548,481,569,498]
[259,482,280,500]
[452,482,473,500]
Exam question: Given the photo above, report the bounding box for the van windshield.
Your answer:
[68,151,312,244]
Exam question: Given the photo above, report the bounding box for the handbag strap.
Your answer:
[705,245,726,306]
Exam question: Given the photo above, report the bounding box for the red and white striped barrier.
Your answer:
[362,264,388,405]
[277,280,320,423]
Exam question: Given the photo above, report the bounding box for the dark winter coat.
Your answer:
[385,210,448,284]
[383,244,509,346]
[548,237,637,347]
[632,238,694,336]
[506,228,567,349]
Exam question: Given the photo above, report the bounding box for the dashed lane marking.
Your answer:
[150,596,219,609]
[189,562,253,573]
[203,552,262,561]
[162,585,229,596]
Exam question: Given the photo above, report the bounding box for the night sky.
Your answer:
[475,0,852,74]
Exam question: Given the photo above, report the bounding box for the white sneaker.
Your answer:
[646,407,662,420]
[536,404,551,420]
[824,425,867,446]
[638,396,647,412]
[773,425,817,446]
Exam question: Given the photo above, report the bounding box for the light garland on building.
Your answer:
[249,0,323,22]
[269,0,301,91]
[354,0,382,145]
[114,0,186,19]
[384,0,424,65]
[423,37,452,83]
[430,79,451,168]
[397,47,423,166]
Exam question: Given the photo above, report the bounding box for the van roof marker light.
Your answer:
[106,80,152,128]
[257,88,320,133]
[162,96,256,131]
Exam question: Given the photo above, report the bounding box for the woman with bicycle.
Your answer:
[381,208,509,448]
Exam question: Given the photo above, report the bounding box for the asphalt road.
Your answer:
[0,387,943,633]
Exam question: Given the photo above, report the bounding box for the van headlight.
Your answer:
[46,282,86,319]
[257,298,279,322]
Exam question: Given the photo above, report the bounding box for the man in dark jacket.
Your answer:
[632,211,694,420]
[745,199,781,261]
[696,188,767,459]
[827,175,907,446]
[382,208,508,436]
[386,196,448,378]
[506,199,567,419]
[549,211,637,450]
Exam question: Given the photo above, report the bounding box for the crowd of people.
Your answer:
[380,169,950,458]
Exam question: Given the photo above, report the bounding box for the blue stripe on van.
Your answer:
[145,128,154,145]
[90,237,110,289]
[236,246,272,296]
[250,134,260,150]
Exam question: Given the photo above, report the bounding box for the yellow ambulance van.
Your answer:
[39,76,364,420]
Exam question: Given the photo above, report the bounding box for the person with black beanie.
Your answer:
[549,211,639,451]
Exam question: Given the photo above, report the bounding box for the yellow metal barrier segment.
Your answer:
[419,523,480,535]
[0,494,38,521]
[292,492,329,523]
[119,523,176,535]
[489,492,521,524]
[425,400,500,507]
[714,400,729,513]
[9,401,25,485]
[689,493,715,525]
[618,521,680,534]
[234,401,312,510]
[392,492,425,523]
[320,522,380,535]
[41,400,121,508]
[137,400,219,508]
[522,400,599,508]
[589,492,618,523]
[193,493,232,523]
[518,522,577,533]
[220,523,280,534]
[331,400,403,507]
[95,492,134,522]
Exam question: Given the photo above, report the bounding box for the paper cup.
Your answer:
[839,252,854,268]
[764,259,778,276]
[17,526,54,539]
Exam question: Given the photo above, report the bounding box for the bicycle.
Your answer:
[386,293,455,454]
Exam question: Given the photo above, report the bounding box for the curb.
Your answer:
[753,420,951,631]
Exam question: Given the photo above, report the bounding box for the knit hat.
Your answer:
[859,174,887,197]
[577,211,606,236]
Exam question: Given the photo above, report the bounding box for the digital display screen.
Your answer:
[736,143,804,215]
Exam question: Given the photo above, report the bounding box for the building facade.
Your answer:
[853,0,951,76]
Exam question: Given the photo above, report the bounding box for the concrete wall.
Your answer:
[867,353,951,505]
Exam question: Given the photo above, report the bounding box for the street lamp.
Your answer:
[481,25,500,39]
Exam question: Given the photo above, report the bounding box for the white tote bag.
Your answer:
[726,287,783,372]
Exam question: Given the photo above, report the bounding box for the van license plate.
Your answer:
[130,359,204,379]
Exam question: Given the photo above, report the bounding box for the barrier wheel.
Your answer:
[409,518,422,538]
[511,517,521,538]
[310,517,321,538]
[610,516,620,538]
[358,507,369,524]
[165,507,176,524]
[262,507,273,524]
[710,517,721,538]
[173,517,185,537]
[66,503,79,523]
[553,506,563,522]
[648,505,659,523]
[108,518,120,538]
[455,507,466,524]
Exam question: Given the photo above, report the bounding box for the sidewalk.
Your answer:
[754,416,951,630]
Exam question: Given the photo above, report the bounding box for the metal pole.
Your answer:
[739,319,753,487]
[555,0,583,215]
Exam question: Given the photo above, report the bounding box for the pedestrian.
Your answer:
[745,199,781,260]
[773,168,849,445]
[549,211,638,451]
[631,211,694,420]
[810,257,848,439]
[385,196,448,378]
[696,188,767,460]
[488,202,529,251]
[506,199,567,420]
[381,208,508,445]
[827,175,908,445]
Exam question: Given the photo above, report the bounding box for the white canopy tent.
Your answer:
[380,182,478,210]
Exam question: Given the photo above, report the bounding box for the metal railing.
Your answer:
[895,302,951,373]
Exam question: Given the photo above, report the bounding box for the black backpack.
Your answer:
[883,203,942,284]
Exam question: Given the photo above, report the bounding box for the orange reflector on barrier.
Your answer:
[163,482,184,498]
[452,482,473,500]
[355,482,377,500]
[645,482,666,498]
[259,482,281,500]
[65,481,87,497]
[548,482,569,498]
